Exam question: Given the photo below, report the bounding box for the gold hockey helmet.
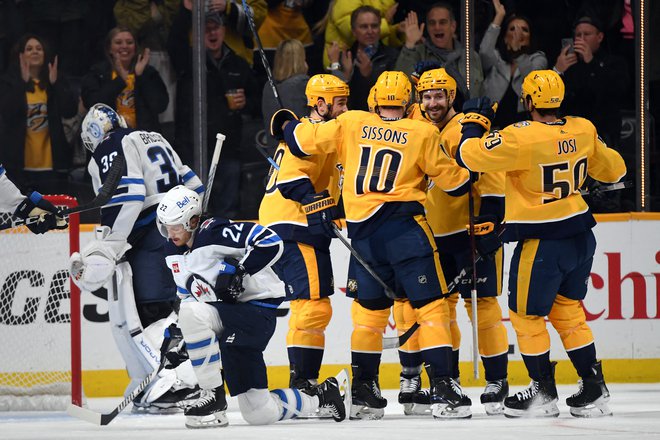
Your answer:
[373,71,412,107]
[305,74,350,107]
[416,68,457,104]
[521,70,565,109]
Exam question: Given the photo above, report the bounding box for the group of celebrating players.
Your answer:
[1,61,626,428]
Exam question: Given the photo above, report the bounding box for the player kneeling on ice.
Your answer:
[156,186,350,428]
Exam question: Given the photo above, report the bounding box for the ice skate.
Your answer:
[504,363,559,418]
[399,373,421,415]
[430,377,472,419]
[350,374,387,420]
[566,361,612,418]
[305,370,349,422]
[481,378,509,415]
[184,387,229,429]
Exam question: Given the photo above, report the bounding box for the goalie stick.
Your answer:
[1,155,126,230]
[66,363,164,425]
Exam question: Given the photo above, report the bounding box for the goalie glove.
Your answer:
[69,226,131,291]
[302,190,338,238]
[14,191,68,234]
[466,215,502,260]
[214,257,247,303]
[461,97,498,138]
[270,108,299,141]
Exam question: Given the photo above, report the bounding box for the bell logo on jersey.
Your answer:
[172,262,180,273]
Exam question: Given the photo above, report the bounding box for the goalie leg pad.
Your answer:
[178,301,224,390]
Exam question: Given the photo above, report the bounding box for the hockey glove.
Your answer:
[302,190,338,238]
[214,257,247,303]
[160,324,188,369]
[14,191,68,234]
[411,60,443,84]
[466,215,502,260]
[270,108,299,140]
[461,97,497,139]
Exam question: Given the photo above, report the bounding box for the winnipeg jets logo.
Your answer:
[225,333,236,344]
[185,274,217,302]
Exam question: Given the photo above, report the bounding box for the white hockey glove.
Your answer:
[70,226,131,291]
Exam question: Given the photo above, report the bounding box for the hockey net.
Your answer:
[0,195,82,411]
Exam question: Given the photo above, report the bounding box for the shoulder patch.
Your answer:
[512,121,531,128]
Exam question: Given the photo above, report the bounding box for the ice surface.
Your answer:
[2,383,659,440]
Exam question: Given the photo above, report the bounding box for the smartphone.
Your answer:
[561,38,575,54]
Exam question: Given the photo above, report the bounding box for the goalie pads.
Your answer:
[69,226,131,292]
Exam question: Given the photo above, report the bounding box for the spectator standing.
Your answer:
[327,5,399,111]
[554,16,629,148]
[261,39,309,150]
[0,34,77,192]
[479,0,546,128]
[168,7,260,218]
[395,2,484,109]
[80,27,169,134]
[114,0,182,142]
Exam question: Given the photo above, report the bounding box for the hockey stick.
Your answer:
[202,133,226,213]
[239,0,280,170]
[331,223,397,300]
[1,155,126,230]
[467,182,480,379]
[66,363,163,425]
[580,180,633,196]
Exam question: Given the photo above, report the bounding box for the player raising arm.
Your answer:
[259,74,349,398]
[69,103,204,412]
[157,186,349,428]
[456,70,626,418]
[275,71,473,420]
[0,163,67,234]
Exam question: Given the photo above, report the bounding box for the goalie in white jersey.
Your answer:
[157,186,350,428]
[69,103,204,412]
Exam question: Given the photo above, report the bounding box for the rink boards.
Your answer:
[1,213,658,396]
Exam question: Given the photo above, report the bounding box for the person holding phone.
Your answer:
[552,16,630,149]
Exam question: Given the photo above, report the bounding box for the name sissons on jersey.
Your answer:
[361,125,409,145]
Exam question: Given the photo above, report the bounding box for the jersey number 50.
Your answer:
[541,157,588,203]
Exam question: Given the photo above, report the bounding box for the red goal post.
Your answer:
[0,195,82,410]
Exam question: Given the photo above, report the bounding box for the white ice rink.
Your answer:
[3,383,660,440]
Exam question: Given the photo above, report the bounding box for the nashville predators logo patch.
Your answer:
[418,275,427,284]
[347,278,358,293]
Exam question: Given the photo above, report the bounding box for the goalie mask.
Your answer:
[81,103,128,152]
[156,185,202,237]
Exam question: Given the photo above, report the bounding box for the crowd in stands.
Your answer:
[0,0,657,218]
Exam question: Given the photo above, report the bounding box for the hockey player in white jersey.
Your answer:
[157,185,350,428]
[69,103,203,412]
[0,163,67,234]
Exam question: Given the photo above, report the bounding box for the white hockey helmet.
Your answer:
[81,103,127,152]
[156,185,203,237]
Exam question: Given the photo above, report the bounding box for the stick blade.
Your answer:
[66,403,102,425]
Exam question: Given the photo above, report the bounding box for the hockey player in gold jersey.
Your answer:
[397,67,509,417]
[274,71,473,420]
[456,70,626,418]
[258,75,349,406]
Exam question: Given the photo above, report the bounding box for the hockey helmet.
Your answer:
[81,103,127,152]
[521,70,565,109]
[156,185,203,237]
[373,71,412,107]
[305,74,350,107]
[416,68,457,105]
[367,85,377,112]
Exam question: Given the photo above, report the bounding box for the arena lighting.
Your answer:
[464,0,471,92]
[637,0,649,211]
